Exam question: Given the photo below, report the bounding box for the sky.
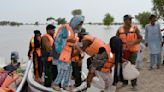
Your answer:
[0,0,153,23]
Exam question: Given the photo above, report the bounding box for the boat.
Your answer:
[27,60,88,92]
[0,52,24,92]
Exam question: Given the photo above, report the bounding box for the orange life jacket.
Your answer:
[83,35,105,56]
[30,37,41,57]
[56,24,75,62]
[118,25,140,52]
[71,36,81,61]
[43,34,54,62]
[100,44,115,72]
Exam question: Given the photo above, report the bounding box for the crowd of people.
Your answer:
[27,14,163,92]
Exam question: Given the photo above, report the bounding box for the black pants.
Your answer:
[38,57,43,78]
[52,64,58,81]
[72,61,82,87]
[87,57,92,69]
[44,59,52,87]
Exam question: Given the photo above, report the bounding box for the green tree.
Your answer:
[152,0,164,19]
[56,18,66,25]
[34,21,39,25]
[71,9,82,16]
[135,11,151,28]
[103,13,114,26]
[46,17,55,21]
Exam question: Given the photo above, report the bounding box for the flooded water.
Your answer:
[0,25,121,63]
[0,24,163,91]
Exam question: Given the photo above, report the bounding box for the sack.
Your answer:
[122,61,140,80]
[92,68,114,90]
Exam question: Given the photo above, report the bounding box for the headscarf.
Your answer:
[70,15,85,33]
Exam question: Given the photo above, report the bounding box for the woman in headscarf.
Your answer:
[52,15,84,91]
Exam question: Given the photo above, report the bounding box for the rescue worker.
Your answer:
[41,24,56,87]
[116,14,142,90]
[28,30,42,83]
[71,28,86,87]
[78,29,105,68]
[77,30,114,88]
[86,44,115,91]
[52,15,84,91]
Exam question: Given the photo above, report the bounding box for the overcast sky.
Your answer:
[0,0,153,23]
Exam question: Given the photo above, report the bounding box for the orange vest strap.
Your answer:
[100,44,115,72]
[118,25,140,52]
[43,34,54,46]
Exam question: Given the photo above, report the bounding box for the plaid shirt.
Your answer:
[91,52,108,70]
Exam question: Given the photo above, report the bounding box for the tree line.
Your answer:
[47,0,164,27]
[0,21,23,26]
[1,0,163,27]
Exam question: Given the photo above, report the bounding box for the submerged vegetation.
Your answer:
[71,9,82,16]
[0,21,23,26]
[103,13,114,26]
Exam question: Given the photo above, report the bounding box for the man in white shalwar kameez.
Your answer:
[145,14,163,69]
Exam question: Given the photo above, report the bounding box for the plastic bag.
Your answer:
[92,67,114,90]
[122,61,140,80]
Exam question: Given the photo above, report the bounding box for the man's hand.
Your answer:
[161,42,164,47]
[145,43,148,47]
[28,54,32,60]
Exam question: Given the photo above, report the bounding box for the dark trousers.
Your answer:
[52,64,58,81]
[72,61,82,87]
[87,57,92,69]
[38,58,43,78]
[44,60,52,87]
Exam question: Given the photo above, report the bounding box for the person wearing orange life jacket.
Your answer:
[52,15,84,91]
[78,30,105,70]
[86,44,115,90]
[77,29,114,88]
[41,24,56,87]
[116,14,142,90]
[27,30,42,83]
[71,28,86,88]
